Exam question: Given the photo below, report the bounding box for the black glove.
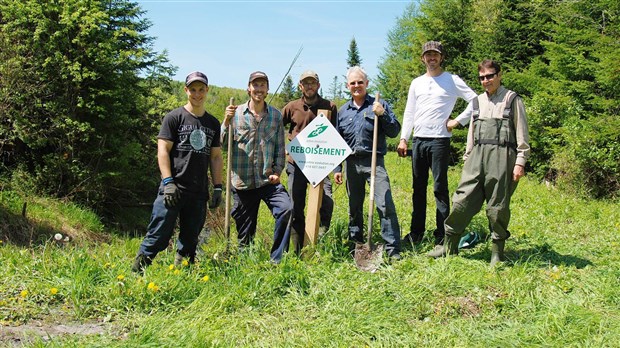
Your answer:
[163,182,180,208]
[209,186,222,209]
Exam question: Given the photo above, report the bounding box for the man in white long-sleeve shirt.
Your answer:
[397,41,477,251]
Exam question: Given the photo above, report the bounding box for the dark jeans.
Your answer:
[286,162,334,253]
[411,137,451,245]
[231,183,292,262]
[346,156,401,256]
[139,185,207,259]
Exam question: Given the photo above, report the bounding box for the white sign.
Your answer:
[286,113,352,187]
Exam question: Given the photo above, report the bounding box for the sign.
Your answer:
[286,111,352,187]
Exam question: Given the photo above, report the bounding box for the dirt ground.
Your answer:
[0,320,112,346]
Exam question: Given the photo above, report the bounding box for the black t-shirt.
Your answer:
[158,106,221,195]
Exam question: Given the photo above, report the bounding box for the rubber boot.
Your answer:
[490,239,505,267]
[427,234,460,258]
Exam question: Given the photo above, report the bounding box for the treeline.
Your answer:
[377,0,619,199]
[0,1,617,227]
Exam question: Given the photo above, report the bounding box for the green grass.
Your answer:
[1,153,619,347]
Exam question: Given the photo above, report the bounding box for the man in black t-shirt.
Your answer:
[132,71,223,273]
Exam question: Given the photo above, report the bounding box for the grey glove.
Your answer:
[163,182,180,208]
[209,187,222,209]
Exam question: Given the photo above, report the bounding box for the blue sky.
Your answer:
[136,0,413,91]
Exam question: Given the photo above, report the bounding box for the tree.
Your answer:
[0,0,177,210]
[529,0,620,197]
[328,76,343,100]
[377,0,620,198]
[347,37,363,68]
[280,75,297,103]
[377,3,422,115]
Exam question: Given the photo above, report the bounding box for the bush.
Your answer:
[553,114,620,199]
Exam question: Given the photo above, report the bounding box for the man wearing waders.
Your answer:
[428,59,530,266]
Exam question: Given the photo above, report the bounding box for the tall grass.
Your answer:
[1,153,619,347]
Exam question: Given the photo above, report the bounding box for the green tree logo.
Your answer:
[308,124,328,138]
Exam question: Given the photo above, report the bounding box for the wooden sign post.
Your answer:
[303,178,324,252]
[285,108,352,257]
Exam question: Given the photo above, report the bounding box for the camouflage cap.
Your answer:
[422,41,444,55]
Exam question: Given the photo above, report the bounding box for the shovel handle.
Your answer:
[366,93,380,247]
[224,97,234,249]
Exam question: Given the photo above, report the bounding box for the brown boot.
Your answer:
[174,253,195,268]
[490,239,505,266]
[131,254,151,273]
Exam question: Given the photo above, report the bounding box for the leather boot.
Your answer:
[427,234,460,258]
[174,253,195,268]
[131,254,151,273]
[490,239,505,266]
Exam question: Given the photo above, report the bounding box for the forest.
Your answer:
[0,0,618,230]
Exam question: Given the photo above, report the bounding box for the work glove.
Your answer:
[163,182,180,208]
[209,186,222,209]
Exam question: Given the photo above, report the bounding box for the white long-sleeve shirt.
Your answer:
[400,72,477,140]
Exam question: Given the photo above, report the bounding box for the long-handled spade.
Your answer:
[215,97,235,261]
[354,93,384,272]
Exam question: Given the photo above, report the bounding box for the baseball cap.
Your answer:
[299,70,319,82]
[422,41,443,55]
[248,71,269,85]
[185,71,209,87]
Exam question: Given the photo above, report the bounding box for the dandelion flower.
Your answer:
[50,288,59,295]
[169,264,175,271]
[201,275,209,282]
[117,274,125,281]
[20,290,28,298]
[173,269,181,275]
[182,259,189,267]
[147,282,159,292]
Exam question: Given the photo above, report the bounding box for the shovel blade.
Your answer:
[354,242,384,272]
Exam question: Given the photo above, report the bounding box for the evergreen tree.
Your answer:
[347,37,363,67]
[329,76,343,100]
[0,0,176,208]
[280,75,297,103]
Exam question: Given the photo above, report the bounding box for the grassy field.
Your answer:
[1,153,619,347]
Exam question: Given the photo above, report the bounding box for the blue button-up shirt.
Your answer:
[335,94,400,172]
[336,94,401,156]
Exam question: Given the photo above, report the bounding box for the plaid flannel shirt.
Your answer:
[221,101,286,190]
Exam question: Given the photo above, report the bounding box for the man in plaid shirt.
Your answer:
[222,71,292,263]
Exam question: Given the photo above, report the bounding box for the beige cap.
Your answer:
[299,70,319,82]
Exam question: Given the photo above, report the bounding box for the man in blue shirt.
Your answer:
[334,66,402,260]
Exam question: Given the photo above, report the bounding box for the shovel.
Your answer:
[354,93,384,272]
[214,97,235,261]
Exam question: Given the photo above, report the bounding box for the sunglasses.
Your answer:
[478,73,497,81]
